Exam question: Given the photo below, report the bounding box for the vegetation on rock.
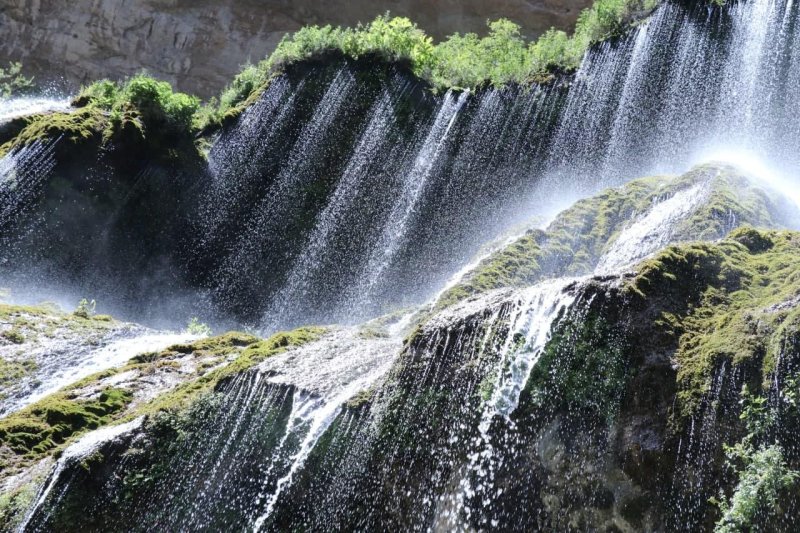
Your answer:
[627,229,800,419]
[0,386,132,457]
[0,0,676,142]
[0,62,34,98]
[438,165,794,309]
[0,73,200,159]
[0,321,324,484]
[76,74,199,134]
[713,385,799,531]
[199,0,660,126]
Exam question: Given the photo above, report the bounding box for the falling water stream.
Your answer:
[7,0,800,530]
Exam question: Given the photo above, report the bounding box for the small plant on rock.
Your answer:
[73,298,96,319]
[186,317,212,337]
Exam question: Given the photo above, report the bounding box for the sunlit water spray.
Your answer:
[0,98,70,123]
[694,148,800,213]
[0,331,200,416]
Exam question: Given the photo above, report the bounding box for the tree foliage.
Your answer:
[0,62,34,98]
[210,0,660,118]
[713,385,799,532]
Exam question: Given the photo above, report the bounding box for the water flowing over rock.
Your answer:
[5,0,800,531]
[5,0,800,331]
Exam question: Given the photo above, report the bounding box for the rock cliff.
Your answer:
[0,0,590,97]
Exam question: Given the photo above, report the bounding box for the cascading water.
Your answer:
[20,324,403,531]
[339,90,469,317]
[7,0,800,531]
[18,417,144,530]
[0,140,58,231]
[0,98,69,123]
[260,78,416,329]
[4,0,800,330]
[0,329,198,417]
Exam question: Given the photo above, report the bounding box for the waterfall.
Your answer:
[340,90,469,318]
[259,84,405,330]
[212,70,357,306]
[19,417,144,531]
[0,139,59,231]
[0,98,69,123]
[5,0,800,329]
[594,179,712,275]
[440,278,578,526]
[8,0,800,530]
[199,77,297,245]
[0,331,199,417]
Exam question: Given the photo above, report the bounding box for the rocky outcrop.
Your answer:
[8,168,800,531]
[0,0,591,97]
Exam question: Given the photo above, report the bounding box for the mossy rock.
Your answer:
[0,108,105,159]
[438,164,797,309]
[0,388,133,456]
[624,228,800,418]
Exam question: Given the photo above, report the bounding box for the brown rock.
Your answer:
[0,0,592,97]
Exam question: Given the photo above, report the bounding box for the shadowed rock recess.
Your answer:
[3,0,800,531]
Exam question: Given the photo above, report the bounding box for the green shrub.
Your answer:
[77,73,200,135]
[272,25,349,66]
[209,0,660,118]
[123,75,199,129]
[73,298,96,319]
[0,62,34,98]
[73,0,662,131]
[529,29,581,73]
[77,80,120,109]
[341,15,434,77]
[712,386,799,532]
[185,317,212,337]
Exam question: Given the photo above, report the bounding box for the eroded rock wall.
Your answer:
[0,0,590,97]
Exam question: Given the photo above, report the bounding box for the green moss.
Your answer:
[0,107,105,158]
[346,386,377,409]
[0,387,133,456]
[1,328,24,344]
[438,165,793,310]
[132,326,325,417]
[0,478,38,532]
[155,331,259,359]
[0,357,37,387]
[0,303,58,321]
[524,298,629,423]
[0,303,119,346]
[626,229,800,418]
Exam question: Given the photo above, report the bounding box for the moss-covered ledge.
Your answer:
[0,326,325,481]
[436,164,797,310]
[0,74,204,165]
[625,227,800,419]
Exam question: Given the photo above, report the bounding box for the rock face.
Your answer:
[6,165,800,532]
[0,0,591,97]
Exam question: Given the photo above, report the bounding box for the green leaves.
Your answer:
[77,73,200,134]
[0,62,34,98]
[217,0,658,109]
[714,385,800,532]
[715,444,798,532]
